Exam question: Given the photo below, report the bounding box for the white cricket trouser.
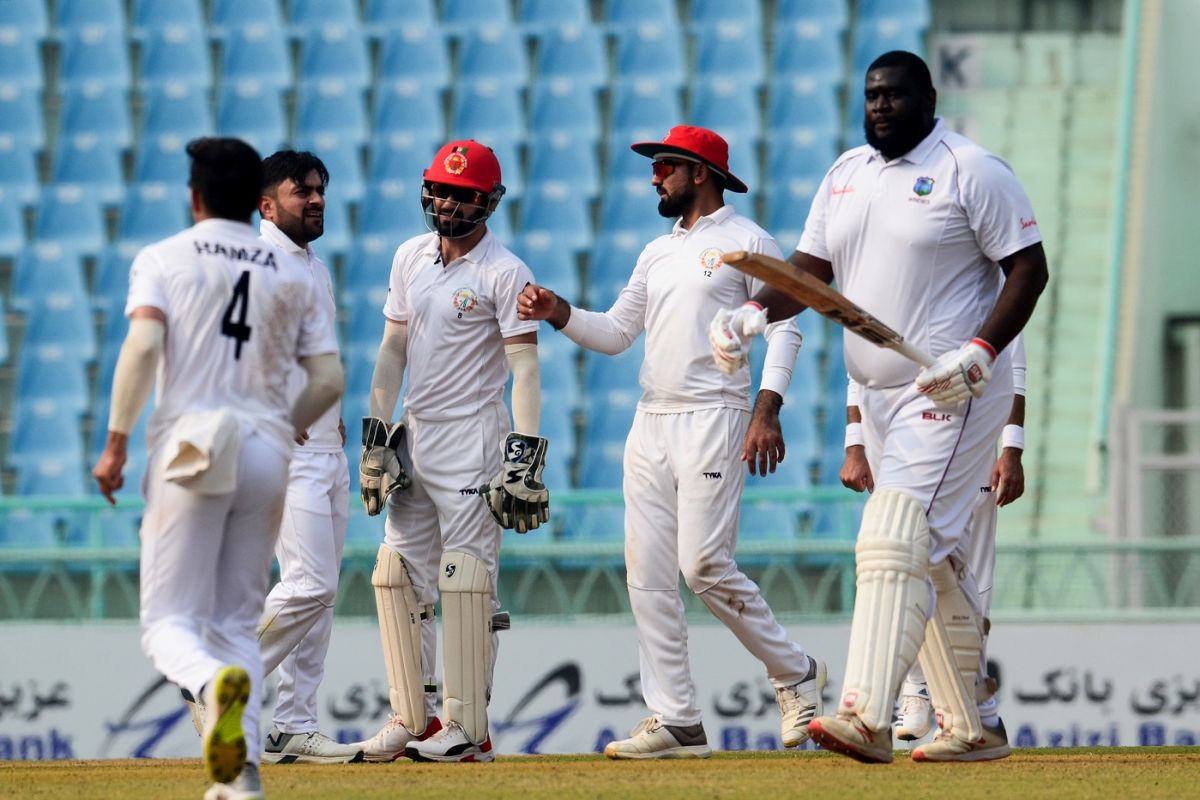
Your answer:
[258,450,349,733]
[139,431,290,767]
[624,407,810,727]
[383,400,507,720]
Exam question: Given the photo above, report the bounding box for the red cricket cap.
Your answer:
[424,139,504,195]
[630,125,748,193]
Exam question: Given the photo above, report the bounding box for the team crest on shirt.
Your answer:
[444,146,469,175]
[451,287,478,318]
[912,176,935,196]
[699,248,723,275]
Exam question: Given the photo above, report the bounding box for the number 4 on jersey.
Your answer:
[222,270,252,359]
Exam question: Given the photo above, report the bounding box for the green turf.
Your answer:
[4,749,1199,799]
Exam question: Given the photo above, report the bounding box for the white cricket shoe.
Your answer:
[911,718,1012,762]
[204,762,264,800]
[404,720,495,763]
[808,714,893,764]
[777,655,828,747]
[261,727,365,764]
[353,715,443,762]
[202,665,251,784]
[895,685,934,741]
[182,688,206,736]
[603,716,712,760]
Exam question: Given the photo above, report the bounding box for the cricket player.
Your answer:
[352,140,550,763]
[840,334,1027,741]
[255,150,363,765]
[710,52,1048,763]
[518,125,826,759]
[92,137,344,799]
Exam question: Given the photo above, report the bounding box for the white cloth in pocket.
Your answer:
[162,409,241,495]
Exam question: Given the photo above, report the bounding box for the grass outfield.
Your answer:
[5,748,1199,799]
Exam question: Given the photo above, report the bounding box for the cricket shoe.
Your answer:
[894,684,934,741]
[603,716,712,760]
[777,655,828,747]
[181,687,207,736]
[353,715,443,762]
[404,720,495,763]
[202,665,251,784]
[808,714,893,764]
[204,762,263,800]
[911,718,1012,762]
[262,727,365,764]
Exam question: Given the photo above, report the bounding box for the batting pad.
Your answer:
[841,489,931,731]
[371,544,432,732]
[918,558,985,742]
[439,550,492,743]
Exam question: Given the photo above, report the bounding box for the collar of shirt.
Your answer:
[258,218,310,257]
[421,228,495,266]
[194,217,257,238]
[670,203,735,237]
[867,117,948,167]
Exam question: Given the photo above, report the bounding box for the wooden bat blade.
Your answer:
[722,250,934,367]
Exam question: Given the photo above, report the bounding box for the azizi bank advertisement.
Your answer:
[2,620,1198,759]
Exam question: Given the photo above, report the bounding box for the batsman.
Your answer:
[353,140,549,763]
[710,52,1048,762]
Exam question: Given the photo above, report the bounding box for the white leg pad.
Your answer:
[919,557,985,742]
[371,544,432,733]
[439,550,492,744]
[840,489,931,731]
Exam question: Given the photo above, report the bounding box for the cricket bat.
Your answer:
[722,250,934,367]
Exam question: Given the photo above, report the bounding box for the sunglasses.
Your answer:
[651,159,693,180]
[427,182,484,205]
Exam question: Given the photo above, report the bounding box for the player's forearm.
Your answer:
[975,243,1049,352]
[506,343,540,435]
[1007,393,1026,428]
[560,304,637,355]
[369,320,408,419]
[759,321,801,397]
[291,353,345,432]
[108,317,165,434]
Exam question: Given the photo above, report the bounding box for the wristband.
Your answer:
[970,337,997,361]
[845,422,864,449]
[1001,424,1024,451]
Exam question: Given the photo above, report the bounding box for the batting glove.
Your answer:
[480,433,550,533]
[915,338,997,407]
[359,416,411,516]
[708,302,768,375]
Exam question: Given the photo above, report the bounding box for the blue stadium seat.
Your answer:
[365,0,435,37]
[588,230,644,300]
[220,25,291,92]
[377,26,450,92]
[8,397,87,470]
[451,82,526,146]
[17,455,88,498]
[527,134,599,200]
[440,0,513,37]
[0,139,38,203]
[117,182,190,247]
[534,24,606,88]
[141,84,213,141]
[55,0,124,33]
[614,27,685,89]
[598,176,673,240]
[358,180,426,243]
[858,0,931,28]
[609,82,682,144]
[484,138,523,201]
[93,241,142,313]
[517,0,589,36]
[289,0,362,35]
[457,27,528,86]
[340,236,394,299]
[294,133,365,205]
[0,29,43,90]
[11,244,88,312]
[765,182,821,256]
[60,85,132,149]
[603,137,651,184]
[0,1,48,39]
[776,0,849,30]
[739,499,803,543]
[295,83,369,147]
[373,82,445,144]
[766,79,841,143]
[216,83,287,155]
[691,0,763,26]
[59,26,131,92]
[23,292,98,362]
[691,24,765,89]
[852,22,926,78]
[516,235,581,303]
[518,188,591,255]
[137,26,212,90]
[298,26,371,91]
[210,0,285,39]
[605,0,677,33]
[575,442,627,490]
[318,197,352,259]
[772,21,847,88]
[0,86,46,149]
[341,285,391,349]
[134,134,192,185]
[34,185,106,258]
[130,0,204,39]
[765,135,835,186]
[52,135,125,206]
[17,343,90,413]
[529,80,601,145]
[367,131,440,183]
[532,332,581,410]
[689,81,762,152]
[0,191,21,259]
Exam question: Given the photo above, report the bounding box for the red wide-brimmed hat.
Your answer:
[630,125,748,193]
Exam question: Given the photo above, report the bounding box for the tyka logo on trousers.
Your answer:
[702,471,722,480]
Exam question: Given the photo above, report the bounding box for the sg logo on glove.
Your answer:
[481,432,550,534]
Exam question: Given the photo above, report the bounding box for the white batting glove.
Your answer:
[709,302,768,375]
[915,338,997,407]
[480,433,550,533]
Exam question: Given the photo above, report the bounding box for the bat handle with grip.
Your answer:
[896,340,935,368]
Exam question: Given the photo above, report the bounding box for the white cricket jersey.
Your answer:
[798,118,1043,389]
[383,230,537,421]
[126,217,338,457]
[572,204,802,413]
[259,219,343,453]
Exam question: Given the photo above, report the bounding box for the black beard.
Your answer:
[864,120,929,160]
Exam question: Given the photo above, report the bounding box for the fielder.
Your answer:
[92,137,344,799]
[840,334,1028,741]
[352,140,549,763]
[710,52,1048,763]
[255,150,363,764]
[518,125,826,759]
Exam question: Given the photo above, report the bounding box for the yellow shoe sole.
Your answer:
[202,666,250,784]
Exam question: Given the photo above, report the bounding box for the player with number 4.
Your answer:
[353,140,549,763]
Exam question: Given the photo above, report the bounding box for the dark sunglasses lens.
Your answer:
[652,161,675,179]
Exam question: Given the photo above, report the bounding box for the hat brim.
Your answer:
[630,141,749,193]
